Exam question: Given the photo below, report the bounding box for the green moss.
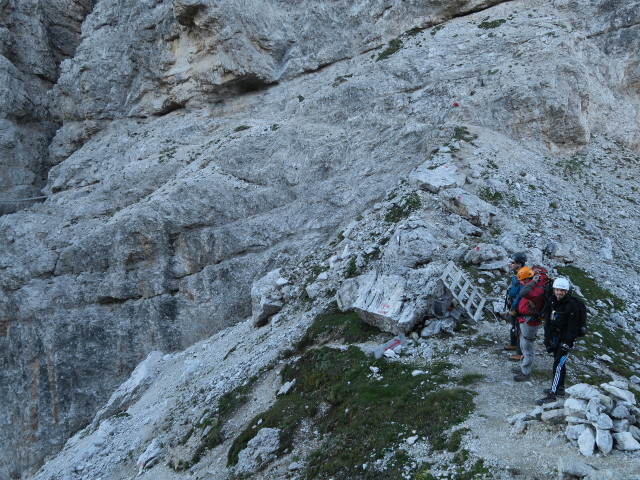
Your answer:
[234,125,251,132]
[477,187,503,206]
[453,126,478,142]
[478,18,507,29]
[295,310,381,352]
[176,375,261,468]
[376,38,403,61]
[385,192,421,222]
[332,74,353,87]
[228,347,476,479]
[345,256,359,278]
[406,26,424,36]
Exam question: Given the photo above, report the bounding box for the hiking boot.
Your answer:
[508,354,523,362]
[503,345,518,351]
[513,373,531,382]
[535,393,558,405]
[542,388,565,397]
[512,366,523,374]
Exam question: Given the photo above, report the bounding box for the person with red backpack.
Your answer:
[511,266,546,382]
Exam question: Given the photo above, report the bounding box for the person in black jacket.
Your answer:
[536,277,581,405]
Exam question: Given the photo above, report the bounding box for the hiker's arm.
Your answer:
[518,279,536,298]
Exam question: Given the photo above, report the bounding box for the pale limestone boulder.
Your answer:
[557,456,595,478]
[251,269,288,327]
[586,397,606,416]
[566,424,589,441]
[235,428,281,475]
[578,427,596,456]
[438,187,499,227]
[409,162,466,193]
[566,384,601,401]
[590,413,613,431]
[92,351,165,426]
[382,222,438,269]
[462,243,508,265]
[611,404,631,419]
[337,264,445,334]
[601,383,636,405]
[596,428,614,455]
[612,419,631,433]
[613,432,640,451]
[565,397,589,417]
[541,409,566,425]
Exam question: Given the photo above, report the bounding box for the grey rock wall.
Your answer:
[0,0,96,214]
[1,0,640,477]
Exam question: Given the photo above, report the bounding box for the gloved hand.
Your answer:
[559,343,571,356]
[508,310,517,317]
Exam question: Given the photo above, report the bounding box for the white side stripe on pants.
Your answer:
[551,353,569,393]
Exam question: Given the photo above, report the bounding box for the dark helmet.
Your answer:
[510,252,527,265]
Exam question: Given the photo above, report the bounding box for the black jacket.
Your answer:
[544,293,581,348]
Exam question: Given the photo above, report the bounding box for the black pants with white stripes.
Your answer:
[550,347,569,394]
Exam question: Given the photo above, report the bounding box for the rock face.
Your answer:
[0,0,97,214]
[2,0,640,478]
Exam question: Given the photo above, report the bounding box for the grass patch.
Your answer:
[575,318,639,379]
[556,265,624,310]
[295,310,382,352]
[376,38,403,61]
[556,156,586,179]
[453,126,478,142]
[228,347,476,479]
[477,187,503,206]
[173,375,261,470]
[385,192,421,223]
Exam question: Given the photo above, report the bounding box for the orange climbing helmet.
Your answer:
[516,266,534,281]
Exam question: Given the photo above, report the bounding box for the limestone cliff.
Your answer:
[1,0,639,478]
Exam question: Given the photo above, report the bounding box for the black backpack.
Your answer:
[572,295,588,337]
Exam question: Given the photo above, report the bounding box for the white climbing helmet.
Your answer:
[553,277,571,291]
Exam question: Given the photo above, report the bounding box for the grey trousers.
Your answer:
[519,322,540,375]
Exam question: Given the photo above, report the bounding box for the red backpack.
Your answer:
[532,265,551,316]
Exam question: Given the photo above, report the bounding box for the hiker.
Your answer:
[504,252,527,360]
[511,266,545,382]
[536,277,581,404]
